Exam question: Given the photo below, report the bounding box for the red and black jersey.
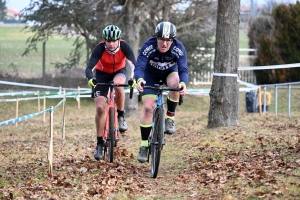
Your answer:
[85,40,136,79]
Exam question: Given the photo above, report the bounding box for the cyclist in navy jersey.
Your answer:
[85,25,136,160]
[134,21,188,163]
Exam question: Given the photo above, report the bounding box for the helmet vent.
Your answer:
[162,22,171,38]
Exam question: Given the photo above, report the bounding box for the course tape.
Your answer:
[213,72,239,77]
[0,97,66,127]
[260,81,300,87]
[238,63,300,71]
[0,80,60,90]
[0,90,91,102]
[0,80,90,91]
[0,90,91,97]
[0,107,51,126]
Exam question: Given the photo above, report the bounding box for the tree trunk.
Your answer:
[207,0,240,128]
[42,42,46,85]
[123,0,143,117]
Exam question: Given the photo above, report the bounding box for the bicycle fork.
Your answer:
[147,111,166,162]
[103,102,119,147]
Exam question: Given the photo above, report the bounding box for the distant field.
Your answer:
[0,26,82,78]
[0,26,250,78]
[239,29,250,54]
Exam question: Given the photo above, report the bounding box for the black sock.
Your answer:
[117,109,125,118]
[167,97,178,116]
[140,126,152,141]
[97,137,103,145]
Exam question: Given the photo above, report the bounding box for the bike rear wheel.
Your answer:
[151,106,164,178]
[107,107,115,162]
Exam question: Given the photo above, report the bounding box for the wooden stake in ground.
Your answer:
[48,106,54,177]
[15,98,18,127]
[258,86,262,116]
[43,96,46,123]
[62,90,66,139]
[78,86,81,109]
[37,90,40,111]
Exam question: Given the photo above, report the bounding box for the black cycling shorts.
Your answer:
[92,67,127,98]
[142,66,178,97]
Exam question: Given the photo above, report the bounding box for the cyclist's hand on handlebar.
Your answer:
[179,82,187,96]
[137,78,146,92]
[88,78,97,88]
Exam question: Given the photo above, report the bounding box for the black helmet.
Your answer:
[102,25,122,41]
[155,22,176,39]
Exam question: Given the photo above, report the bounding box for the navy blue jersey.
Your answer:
[134,37,188,85]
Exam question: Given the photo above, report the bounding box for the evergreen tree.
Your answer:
[273,2,300,82]
[0,0,7,20]
[248,2,300,84]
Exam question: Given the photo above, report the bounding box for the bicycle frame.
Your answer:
[103,85,118,143]
[94,80,133,162]
[151,86,166,148]
[140,81,183,178]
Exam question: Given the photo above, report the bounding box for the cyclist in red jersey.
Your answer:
[85,25,136,160]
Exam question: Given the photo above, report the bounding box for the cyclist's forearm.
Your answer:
[179,73,188,86]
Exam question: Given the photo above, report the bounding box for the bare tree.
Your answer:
[207,0,240,128]
[21,0,217,71]
[21,0,120,70]
[120,0,217,116]
[21,0,217,117]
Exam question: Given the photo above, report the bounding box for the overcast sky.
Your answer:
[7,0,31,12]
[7,0,298,12]
[242,0,297,5]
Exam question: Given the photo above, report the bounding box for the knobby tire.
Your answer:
[151,107,164,178]
[108,107,115,163]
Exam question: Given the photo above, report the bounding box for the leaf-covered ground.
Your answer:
[0,97,299,200]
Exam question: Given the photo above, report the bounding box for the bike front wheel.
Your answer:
[107,107,115,163]
[150,106,164,178]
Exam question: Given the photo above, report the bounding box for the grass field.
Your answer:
[0,26,251,78]
[0,24,299,199]
[0,95,299,199]
[0,26,80,77]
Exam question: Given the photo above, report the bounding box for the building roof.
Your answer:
[6,8,21,16]
[241,5,264,12]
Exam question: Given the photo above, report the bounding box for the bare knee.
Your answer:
[167,73,179,88]
[96,104,106,116]
[168,81,178,88]
[95,97,106,116]
[142,99,156,117]
[143,105,154,116]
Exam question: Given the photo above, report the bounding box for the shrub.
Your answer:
[248,2,300,84]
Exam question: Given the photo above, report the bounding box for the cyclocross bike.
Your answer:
[94,80,133,163]
[139,81,183,178]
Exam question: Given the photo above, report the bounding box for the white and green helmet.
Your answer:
[102,25,122,41]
